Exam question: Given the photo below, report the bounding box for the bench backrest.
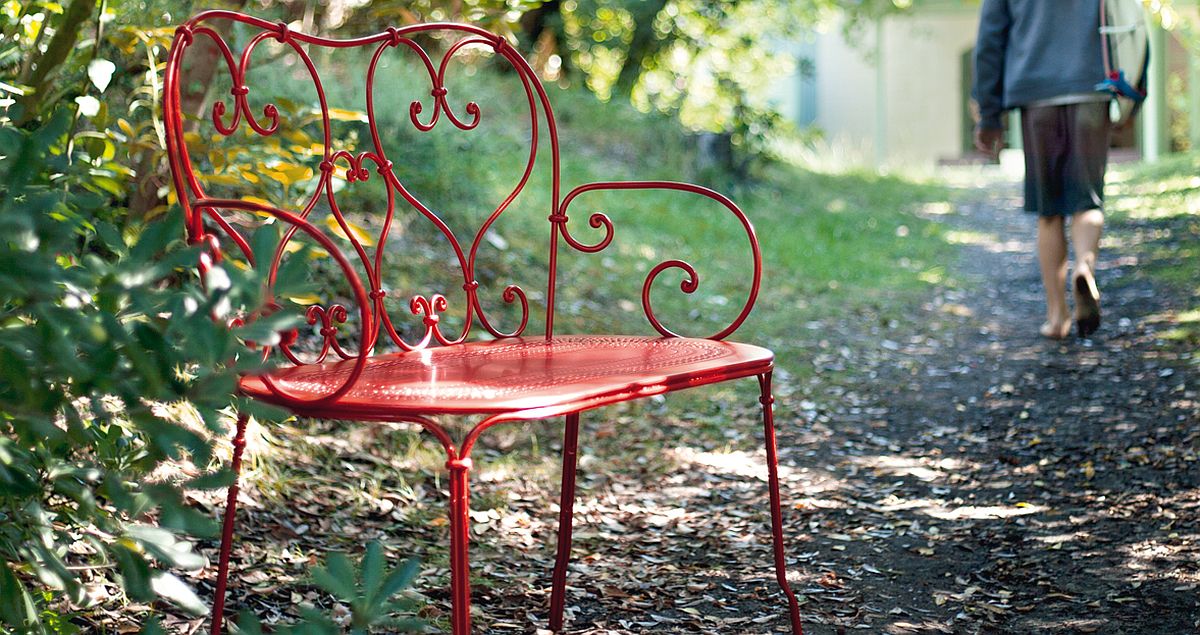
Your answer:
[163,11,761,404]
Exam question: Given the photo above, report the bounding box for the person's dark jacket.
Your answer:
[972,0,1106,130]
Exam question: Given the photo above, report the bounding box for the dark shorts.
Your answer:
[1020,101,1111,216]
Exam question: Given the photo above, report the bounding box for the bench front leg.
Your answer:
[549,413,581,631]
[446,456,474,635]
[210,411,250,635]
[758,372,804,635]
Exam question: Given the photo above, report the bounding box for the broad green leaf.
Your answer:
[0,563,37,627]
[361,541,384,602]
[311,553,356,600]
[112,544,154,602]
[125,525,206,571]
[379,558,420,600]
[150,571,206,615]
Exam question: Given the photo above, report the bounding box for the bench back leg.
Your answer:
[211,411,250,635]
[549,413,582,631]
[758,372,805,635]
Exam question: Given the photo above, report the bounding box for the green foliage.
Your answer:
[557,0,815,162]
[0,109,255,630]
[231,542,427,634]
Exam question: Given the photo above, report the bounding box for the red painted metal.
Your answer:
[549,413,580,631]
[162,11,803,635]
[760,372,804,635]
[446,457,473,635]
[237,336,773,417]
[211,411,249,634]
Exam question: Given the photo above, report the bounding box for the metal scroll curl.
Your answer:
[168,16,561,360]
[365,32,538,342]
[405,37,488,132]
[192,199,374,406]
[201,27,284,137]
[555,181,763,341]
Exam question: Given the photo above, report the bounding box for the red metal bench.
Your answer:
[163,11,803,634]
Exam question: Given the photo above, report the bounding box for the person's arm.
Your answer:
[972,0,1010,155]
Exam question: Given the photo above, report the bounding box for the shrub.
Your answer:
[0,110,427,632]
[0,109,263,630]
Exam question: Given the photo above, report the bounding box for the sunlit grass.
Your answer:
[1108,153,1200,349]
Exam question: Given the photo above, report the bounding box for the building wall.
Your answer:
[812,20,879,163]
[785,5,1193,166]
[882,12,980,165]
[801,9,980,167]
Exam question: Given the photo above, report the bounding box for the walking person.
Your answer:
[972,0,1108,339]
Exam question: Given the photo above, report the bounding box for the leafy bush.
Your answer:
[0,109,258,630]
[0,111,428,632]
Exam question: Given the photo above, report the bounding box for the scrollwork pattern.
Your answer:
[164,13,761,409]
[556,181,762,341]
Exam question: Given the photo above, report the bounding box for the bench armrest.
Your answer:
[192,198,374,406]
[556,181,761,341]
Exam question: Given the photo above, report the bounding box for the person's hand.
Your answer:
[974,125,1005,158]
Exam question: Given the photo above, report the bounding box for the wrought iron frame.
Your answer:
[163,11,802,634]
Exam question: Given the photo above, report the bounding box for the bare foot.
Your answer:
[1040,320,1071,339]
[1073,271,1101,338]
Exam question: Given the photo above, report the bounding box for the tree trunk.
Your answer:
[519,0,561,52]
[613,0,669,96]
[126,0,249,219]
[14,0,94,127]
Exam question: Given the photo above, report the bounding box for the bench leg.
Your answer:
[549,413,581,631]
[447,456,474,635]
[758,373,804,635]
[210,411,249,635]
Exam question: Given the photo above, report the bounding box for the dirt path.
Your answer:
[777,174,1200,634]
[184,174,1198,635]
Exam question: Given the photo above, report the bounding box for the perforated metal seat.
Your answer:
[240,335,773,417]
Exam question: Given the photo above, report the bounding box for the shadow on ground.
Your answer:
[170,173,1198,635]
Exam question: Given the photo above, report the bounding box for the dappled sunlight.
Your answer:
[941,227,1028,254]
[667,446,800,481]
[1032,532,1091,545]
[922,503,1046,521]
[850,454,967,482]
[1108,192,1200,219]
[942,228,997,246]
[920,201,955,216]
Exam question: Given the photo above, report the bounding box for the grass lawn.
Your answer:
[1107,153,1200,346]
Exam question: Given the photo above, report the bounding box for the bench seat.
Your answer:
[240,335,773,418]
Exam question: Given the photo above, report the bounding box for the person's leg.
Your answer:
[1071,208,1104,281]
[1038,214,1071,338]
[1023,105,1071,338]
[1071,208,1103,335]
[1065,101,1110,336]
